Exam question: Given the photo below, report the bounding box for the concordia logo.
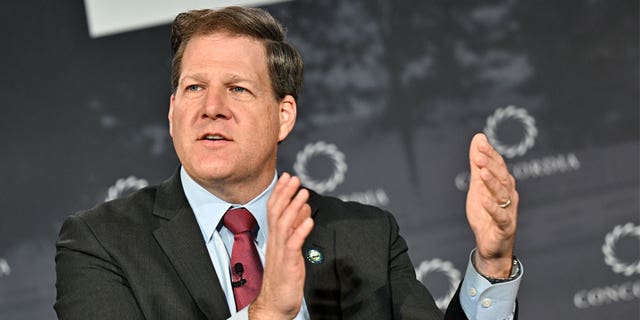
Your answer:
[293,141,347,194]
[455,105,581,191]
[603,223,640,276]
[293,141,389,207]
[483,105,537,159]
[573,222,640,308]
[105,176,149,201]
[415,259,461,310]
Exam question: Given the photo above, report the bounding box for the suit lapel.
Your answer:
[148,175,345,319]
[152,172,231,319]
[303,193,341,318]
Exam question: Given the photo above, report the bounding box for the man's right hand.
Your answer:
[249,173,314,319]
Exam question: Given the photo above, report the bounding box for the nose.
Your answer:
[202,89,231,120]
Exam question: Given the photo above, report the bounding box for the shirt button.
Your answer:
[482,298,492,308]
[469,287,477,297]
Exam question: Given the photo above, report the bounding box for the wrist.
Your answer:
[472,249,520,283]
[248,297,294,320]
[248,299,274,320]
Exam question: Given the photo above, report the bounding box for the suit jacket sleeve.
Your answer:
[55,213,145,320]
[387,210,519,320]
[385,212,468,320]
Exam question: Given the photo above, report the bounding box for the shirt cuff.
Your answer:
[227,306,249,320]
[459,249,523,320]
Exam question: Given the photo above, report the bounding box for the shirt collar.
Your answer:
[180,167,275,246]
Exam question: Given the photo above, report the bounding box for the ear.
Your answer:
[168,94,175,138]
[277,95,297,142]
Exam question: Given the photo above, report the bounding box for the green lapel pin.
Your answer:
[305,248,324,264]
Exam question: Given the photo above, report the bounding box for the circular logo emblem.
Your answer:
[602,222,640,276]
[305,248,324,264]
[105,176,149,201]
[293,141,347,193]
[415,259,461,310]
[483,105,538,159]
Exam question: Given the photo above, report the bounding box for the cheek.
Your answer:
[170,111,191,144]
[246,106,276,132]
[261,113,282,141]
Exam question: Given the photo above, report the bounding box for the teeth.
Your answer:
[204,135,224,140]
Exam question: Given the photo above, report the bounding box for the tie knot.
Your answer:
[223,208,257,235]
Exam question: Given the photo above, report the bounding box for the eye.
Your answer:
[186,84,202,92]
[230,86,247,94]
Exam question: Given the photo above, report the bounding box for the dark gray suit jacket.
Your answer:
[55,172,468,319]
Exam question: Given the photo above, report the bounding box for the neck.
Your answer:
[193,171,275,205]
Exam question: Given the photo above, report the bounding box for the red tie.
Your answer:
[223,208,263,311]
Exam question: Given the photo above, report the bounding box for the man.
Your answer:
[55,6,521,320]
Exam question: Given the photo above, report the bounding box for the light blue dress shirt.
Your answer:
[180,167,521,320]
[180,168,309,319]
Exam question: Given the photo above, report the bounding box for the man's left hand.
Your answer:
[466,133,519,278]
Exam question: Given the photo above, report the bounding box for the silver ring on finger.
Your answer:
[498,198,512,209]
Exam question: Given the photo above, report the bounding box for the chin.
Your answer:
[185,161,234,183]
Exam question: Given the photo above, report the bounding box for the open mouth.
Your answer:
[199,132,231,142]
[202,134,227,141]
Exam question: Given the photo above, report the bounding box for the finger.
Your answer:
[286,217,314,251]
[268,172,291,211]
[474,133,504,164]
[471,156,513,198]
[479,168,511,203]
[269,181,304,251]
[471,139,512,187]
[267,173,300,224]
[472,152,509,181]
[291,201,312,230]
[469,134,501,176]
[290,203,312,238]
[276,188,310,237]
[469,133,485,175]
[481,197,511,227]
[266,173,289,230]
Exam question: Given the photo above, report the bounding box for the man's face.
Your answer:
[169,32,296,202]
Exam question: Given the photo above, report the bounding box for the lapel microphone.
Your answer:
[231,262,246,288]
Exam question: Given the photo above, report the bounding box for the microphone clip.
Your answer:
[231,262,247,288]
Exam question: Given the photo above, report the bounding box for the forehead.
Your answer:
[181,32,268,76]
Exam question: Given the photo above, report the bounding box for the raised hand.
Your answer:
[466,133,519,278]
[249,173,314,319]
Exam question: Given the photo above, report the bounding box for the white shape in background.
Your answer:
[339,188,390,207]
[483,105,537,159]
[294,141,347,194]
[415,259,462,310]
[84,0,293,38]
[0,258,10,277]
[106,176,149,201]
[602,222,640,276]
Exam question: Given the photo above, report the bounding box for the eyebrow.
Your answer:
[180,73,258,86]
[221,73,257,86]
[180,73,208,84]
